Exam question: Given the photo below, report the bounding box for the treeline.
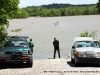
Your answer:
[12,3,98,18]
[41,3,96,9]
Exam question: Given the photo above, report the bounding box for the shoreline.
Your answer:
[10,15,100,20]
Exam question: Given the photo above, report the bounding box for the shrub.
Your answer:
[80,30,98,39]
[11,28,22,32]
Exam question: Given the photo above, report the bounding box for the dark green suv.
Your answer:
[0,36,33,68]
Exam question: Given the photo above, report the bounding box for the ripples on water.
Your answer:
[9,15,100,59]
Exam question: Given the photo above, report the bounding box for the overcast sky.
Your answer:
[19,0,98,8]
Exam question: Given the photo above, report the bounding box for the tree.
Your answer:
[21,4,97,17]
[50,8,60,16]
[97,0,100,14]
[0,0,20,45]
[59,8,68,16]
[40,8,50,17]
[15,9,29,18]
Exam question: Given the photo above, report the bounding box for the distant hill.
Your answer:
[24,3,96,9]
[41,3,96,9]
[14,3,98,18]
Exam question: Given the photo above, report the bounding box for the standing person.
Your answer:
[53,38,61,59]
[29,38,34,53]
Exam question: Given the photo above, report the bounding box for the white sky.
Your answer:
[19,0,98,8]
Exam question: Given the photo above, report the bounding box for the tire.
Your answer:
[71,57,74,63]
[27,55,33,68]
[0,64,6,69]
[75,58,79,67]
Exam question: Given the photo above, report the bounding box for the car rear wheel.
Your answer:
[27,55,33,68]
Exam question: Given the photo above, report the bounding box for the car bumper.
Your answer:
[77,57,100,64]
[0,55,30,64]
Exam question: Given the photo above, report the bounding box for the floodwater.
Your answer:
[8,15,100,59]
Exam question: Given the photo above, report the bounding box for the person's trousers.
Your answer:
[30,48,33,53]
[54,47,60,58]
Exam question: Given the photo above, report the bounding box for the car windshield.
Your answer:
[3,39,28,47]
[76,41,100,48]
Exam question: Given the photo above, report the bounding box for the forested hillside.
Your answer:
[13,3,98,18]
[41,3,96,9]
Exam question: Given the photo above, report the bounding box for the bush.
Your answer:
[80,30,98,39]
[11,28,22,32]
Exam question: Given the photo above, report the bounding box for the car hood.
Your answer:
[76,47,100,54]
[0,47,29,52]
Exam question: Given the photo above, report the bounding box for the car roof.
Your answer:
[74,37,93,43]
[10,36,29,39]
[8,38,27,41]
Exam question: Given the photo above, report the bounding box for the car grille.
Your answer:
[85,58,100,62]
[5,51,22,55]
[87,53,100,58]
[86,54,96,57]
[6,57,21,60]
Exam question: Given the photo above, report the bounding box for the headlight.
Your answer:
[97,52,100,57]
[80,52,86,57]
[22,51,28,54]
[0,52,5,55]
[76,52,86,57]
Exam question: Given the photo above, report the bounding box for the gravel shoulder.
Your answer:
[0,57,100,75]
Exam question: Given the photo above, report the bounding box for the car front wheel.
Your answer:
[27,55,33,68]
[75,58,79,67]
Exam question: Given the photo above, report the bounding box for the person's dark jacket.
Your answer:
[53,40,59,48]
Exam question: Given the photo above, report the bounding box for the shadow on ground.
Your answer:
[67,61,100,67]
[48,58,54,59]
[0,64,28,69]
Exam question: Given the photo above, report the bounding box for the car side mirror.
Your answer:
[72,46,75,49]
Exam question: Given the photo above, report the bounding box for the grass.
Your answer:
[11,28,22,32]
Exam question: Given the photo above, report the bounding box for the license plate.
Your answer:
[7,57,21,60]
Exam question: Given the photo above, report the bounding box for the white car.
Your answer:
[71,37,100,66]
